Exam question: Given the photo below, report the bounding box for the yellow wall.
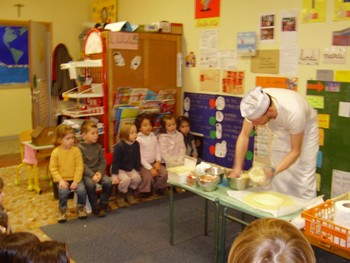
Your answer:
[0,0,90,137]
[1,0,349,137]
[117,0,350,97]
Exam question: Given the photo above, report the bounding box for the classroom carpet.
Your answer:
[40,192,239,263]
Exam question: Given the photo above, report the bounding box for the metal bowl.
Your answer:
[197,175,220,192]
[205,166,226,183]
[227,176,250,190]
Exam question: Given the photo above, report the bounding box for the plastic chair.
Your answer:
[15,130,52,192]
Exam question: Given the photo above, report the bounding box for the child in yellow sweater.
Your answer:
[49,124,87,223]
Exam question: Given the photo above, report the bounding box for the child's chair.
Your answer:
[16,130,52,192]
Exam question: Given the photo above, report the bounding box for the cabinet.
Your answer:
[101,31,182,153]
[60,29,109,154]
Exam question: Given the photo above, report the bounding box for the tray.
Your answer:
[301,192,350,252]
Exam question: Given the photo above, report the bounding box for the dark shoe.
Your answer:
[155,189,165,196]
[139,192,152,199]
[77,207,87,219]
[100,203,112,213]
[92,207,106,217]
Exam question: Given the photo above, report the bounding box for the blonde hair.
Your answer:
[228,218,315,263]
[80,120,97,134]
[119,123,136,141]
[54,124,75,147]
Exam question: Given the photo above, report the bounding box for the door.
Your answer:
[29,21,52,128]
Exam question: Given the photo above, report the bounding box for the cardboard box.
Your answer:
[167,156,197,184]
[31,126,56,146]
[170,23,183,35]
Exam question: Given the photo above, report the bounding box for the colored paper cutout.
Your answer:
[318,114,330,129]
[307,95,324,109]
[318,128,324,146]
[335,70,350,82]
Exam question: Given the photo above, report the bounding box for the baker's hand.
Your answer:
[263,166,276,180]
[228,168,241,178]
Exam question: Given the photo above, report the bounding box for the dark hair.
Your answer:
[135,112,154,131]
[159,114,175,134]
[0,210,8,234]
[176,115,190,129]
[0,232,40,262]
[13,240,70,263]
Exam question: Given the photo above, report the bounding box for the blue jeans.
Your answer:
[58,181,86,211]
[83,175,112,209]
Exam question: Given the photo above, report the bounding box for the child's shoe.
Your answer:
[126,189,137,205]
[57,210,67,223]
[100,202,112,213]
[115,192,128,208]
[92,207,106,217]
[77,207,87,219]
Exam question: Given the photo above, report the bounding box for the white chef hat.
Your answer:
[240,86,270,120]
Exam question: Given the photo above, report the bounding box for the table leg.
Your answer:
[169,185,174,245]
[33,165,42,194]
[221,207,228,263]
[27,165,34,191]
[204,199,208,236]
[214,200,220,263]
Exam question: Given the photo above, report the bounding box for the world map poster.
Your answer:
[0,26,29,84]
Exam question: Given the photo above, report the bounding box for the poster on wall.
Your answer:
[0,26,29,84]
[237,32,256,56]
[195,0,221,27]
[90,0,117,24]
[183,92,254,169]
[302,0,327,23]
[333,0,350,21]
[260,13,275,42]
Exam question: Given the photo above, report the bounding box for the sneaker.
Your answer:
[92,207,106,217]
[58,211,67,223]
[77,207,87,219]
[100,203,112,213]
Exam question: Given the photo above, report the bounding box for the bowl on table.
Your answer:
[205,166,226,183]
[227,175,250,190]
[197,174,220,192]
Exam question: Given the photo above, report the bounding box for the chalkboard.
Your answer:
[307,80,350,199]
[183,92,254,170]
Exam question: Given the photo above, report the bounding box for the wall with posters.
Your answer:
[184,92,254,170]
[307,80,350,199]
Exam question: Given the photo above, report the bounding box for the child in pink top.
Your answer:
[158,114,186,166]
[135,113,168,197]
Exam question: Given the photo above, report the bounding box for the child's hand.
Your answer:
[154,161,161,171]
[111,175,120,185]
[92,173,101,183]
[150,168,158,177]
[70,181,78,191]
[59,180,69,189]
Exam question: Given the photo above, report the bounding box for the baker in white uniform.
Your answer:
[229,86,319,200]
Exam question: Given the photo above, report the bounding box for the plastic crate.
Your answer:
[301,192,350,252]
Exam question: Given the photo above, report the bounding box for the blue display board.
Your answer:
[183,92,254,169]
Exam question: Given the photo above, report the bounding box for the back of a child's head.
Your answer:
[80,120,97,135]
[0,177,3,192]
[228,218,315,263]
[0,232,40,262]
[54,124,74,147]
[159,114,175,133]
[0,210,8,234]
[119,123,135,141]
[14,240,70,263]
[135,113,153,131]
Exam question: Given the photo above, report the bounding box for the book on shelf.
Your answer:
[114,105,140,132]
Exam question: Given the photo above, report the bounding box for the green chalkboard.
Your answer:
[307,80,350,199]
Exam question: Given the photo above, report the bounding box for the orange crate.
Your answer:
[301,192,350,252]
